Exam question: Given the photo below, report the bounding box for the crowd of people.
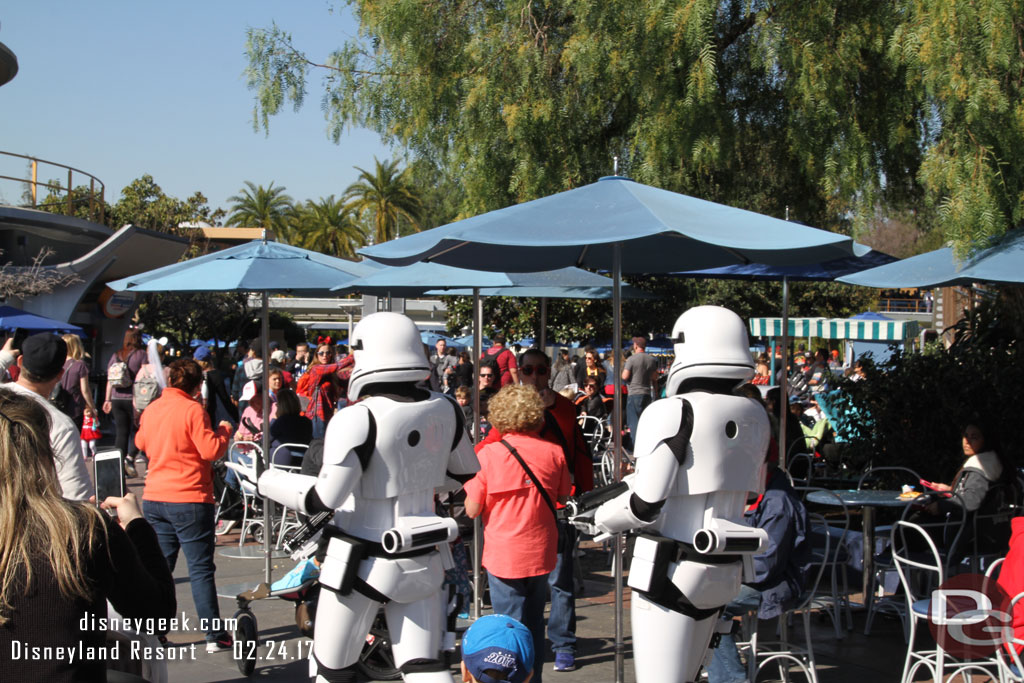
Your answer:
[2,317,1019,683]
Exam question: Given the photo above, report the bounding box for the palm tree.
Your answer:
[294,196,367,258]
[225,181,295,240]
[344,158,422,245]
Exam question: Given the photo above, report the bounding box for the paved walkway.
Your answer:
[114,461,970,682]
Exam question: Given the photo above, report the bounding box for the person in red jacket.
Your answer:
[998,517,1024,659]
[135,357,234,653]
[478,348,593,672]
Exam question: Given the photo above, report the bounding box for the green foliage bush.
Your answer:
[831,300,1021,481]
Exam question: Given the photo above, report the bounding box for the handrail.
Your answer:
[0,150,105,224]
[877,297,931,314]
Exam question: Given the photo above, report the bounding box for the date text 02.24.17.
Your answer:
[233,639,313,662]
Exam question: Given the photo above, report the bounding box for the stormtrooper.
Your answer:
[572,305,771,683]
[230,312,479,683]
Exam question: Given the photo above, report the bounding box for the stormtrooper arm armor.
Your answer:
[444,395,480,482]
[257,405,372,515]
[590,398,693,535]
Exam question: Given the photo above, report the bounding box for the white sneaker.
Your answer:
[206,636,233,653]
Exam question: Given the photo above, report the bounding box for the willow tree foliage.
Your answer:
[246,0,1023,254]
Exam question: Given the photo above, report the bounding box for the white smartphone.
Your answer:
[94,450,125,504]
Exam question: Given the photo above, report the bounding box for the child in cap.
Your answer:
[461,614,535,683]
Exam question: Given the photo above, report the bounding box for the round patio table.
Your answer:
[805,489,917,599]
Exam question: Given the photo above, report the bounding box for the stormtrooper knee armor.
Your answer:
[245,312,479,683]
[574,306,770,683]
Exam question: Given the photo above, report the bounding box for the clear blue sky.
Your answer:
[0,1,391,218]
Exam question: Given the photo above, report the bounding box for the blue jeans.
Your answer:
[223,445,255,491]
[626,394,651,450]
[706,585,762,683]
[547,521,576,655]
[144,500,227,642]
[487,571,549,683]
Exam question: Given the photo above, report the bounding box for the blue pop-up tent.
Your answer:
[0,305,82,334]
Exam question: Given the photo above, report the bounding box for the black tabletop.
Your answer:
[805,489,919,507]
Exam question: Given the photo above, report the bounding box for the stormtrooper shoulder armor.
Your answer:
[633,396,693,465]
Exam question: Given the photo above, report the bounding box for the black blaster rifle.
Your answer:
[563,480,629,521]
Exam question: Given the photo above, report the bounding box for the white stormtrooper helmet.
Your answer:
[348,312,431,400]
[664,305,754,396]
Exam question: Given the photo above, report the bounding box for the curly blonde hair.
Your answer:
[487,384,545,434]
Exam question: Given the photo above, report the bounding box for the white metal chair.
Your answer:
[858,465,924,637]
[737,512,832,683]
[866,490,968,640]
[269,443,309,547]
[891,520,1000,683]
[228,442,266,547]
[798,487,854,639]
[787,452,816,487]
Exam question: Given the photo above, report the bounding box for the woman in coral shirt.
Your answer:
[135,358,234,653]
[464,385,571,683]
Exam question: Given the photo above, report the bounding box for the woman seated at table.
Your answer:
[914,421,1017,559]
[920,422,1012,514]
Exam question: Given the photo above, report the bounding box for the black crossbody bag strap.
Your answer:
[500,438,557,519]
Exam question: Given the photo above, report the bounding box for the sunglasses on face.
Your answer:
[318,350,332,356]
[480,374,494,379]
[520,365,549,377]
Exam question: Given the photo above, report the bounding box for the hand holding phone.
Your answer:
[94,450,125,507]
[99,492,143,529]
[10,328,28,352]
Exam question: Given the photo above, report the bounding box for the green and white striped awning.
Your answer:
[750,317,919,341]
[749,317,826,338]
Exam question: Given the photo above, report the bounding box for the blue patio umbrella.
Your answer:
[361,176,865,679]
[333,261,639,296]
[107,239,376,584]
[838,230,1024,288]
[335,260,654,349]
[361,176,865,272]
[0,305,82,334]
[676,244,893,379]
[676,246,896,281]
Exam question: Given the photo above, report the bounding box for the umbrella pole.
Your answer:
[612,243,625,683]
[779,276,789,468]
[471,288,483,620]
[261,292,273,585]
[539,297,548,350]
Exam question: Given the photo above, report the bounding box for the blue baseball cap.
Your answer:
[193,346,211,361]
[462,615,534,683]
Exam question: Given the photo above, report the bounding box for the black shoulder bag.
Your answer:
[500,438,557,520]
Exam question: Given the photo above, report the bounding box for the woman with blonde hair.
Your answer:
[465,384,571,682]
[59,333,97,428]
[0,387,176,681]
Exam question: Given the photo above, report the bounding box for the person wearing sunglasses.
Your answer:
[478,348,594,673]
[477,366,499,418]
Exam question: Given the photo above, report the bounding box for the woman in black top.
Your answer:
[0,388,175,682]
[269,388,313,466]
